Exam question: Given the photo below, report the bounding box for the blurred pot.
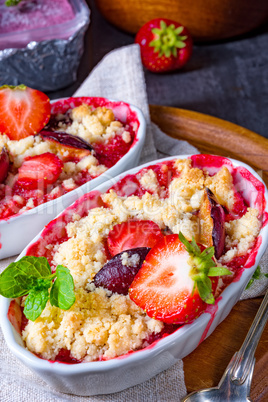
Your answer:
[95,0,268,41]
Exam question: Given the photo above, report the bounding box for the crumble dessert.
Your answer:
[0,96,137,220]
[20,155,264,363]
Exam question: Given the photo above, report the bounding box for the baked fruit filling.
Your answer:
[0,86,137,220]
[2,156,265,364]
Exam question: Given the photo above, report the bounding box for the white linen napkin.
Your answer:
[0,44,267,402]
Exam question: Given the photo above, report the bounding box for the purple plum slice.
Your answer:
[39,131,94,161]
[40,131,94,151]
[199,188,225,259]
[94,247,150,295]
[0,147,9,183]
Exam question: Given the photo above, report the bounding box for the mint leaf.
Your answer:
[18,256,51,278]
[24,288,50,321]
[50,266,75,310]
[0,256,75,321]
[0,268,35,298]
[0,256,52,298]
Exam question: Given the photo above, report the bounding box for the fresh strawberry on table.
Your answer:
[129,232,231,324]
[135,18,193,73]
[17,152,63,190]
[107,220,164,256]
[0,84,51,140]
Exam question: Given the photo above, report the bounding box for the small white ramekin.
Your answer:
[1,155,267,396]
[0,98,146,259]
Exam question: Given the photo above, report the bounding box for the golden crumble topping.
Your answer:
[22,158,262,362]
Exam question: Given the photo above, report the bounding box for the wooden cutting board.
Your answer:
[150,104,268,401]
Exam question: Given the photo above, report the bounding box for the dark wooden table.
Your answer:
[49,2,268,398]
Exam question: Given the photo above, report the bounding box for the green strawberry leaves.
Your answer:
[207,266,232,277]
[0,256,75,321]
[178,232,231,304]
[196,277,214,305]
[150,20,188,58]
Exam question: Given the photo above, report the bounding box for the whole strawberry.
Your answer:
[135,18,193,73]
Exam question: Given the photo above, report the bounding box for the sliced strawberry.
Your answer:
[0,85,51,140]
[7,300,22,335]
[110,174,146,197]
[107,220,164,256]
[227,190,248,220]
[0,196,26,219]
[17,152,63,190]
[129,233,231,324]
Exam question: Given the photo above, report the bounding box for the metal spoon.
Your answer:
[181,288,268,402]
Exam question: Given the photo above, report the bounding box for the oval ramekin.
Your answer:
[0,154,267,396]
[0,98,146,259]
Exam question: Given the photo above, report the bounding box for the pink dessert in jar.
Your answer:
[0,86,139,221]
[4,154,266,365]
[0,0,82,50]
[0,0,74,35]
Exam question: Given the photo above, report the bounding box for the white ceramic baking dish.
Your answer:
[0,154,267,396]
[0,98,146,259]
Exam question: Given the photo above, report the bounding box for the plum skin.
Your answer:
[0,147,9,184]
[94,247,150,295]
[40,131,94,152]
[199,188,225,260]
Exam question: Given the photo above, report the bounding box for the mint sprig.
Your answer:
[0,256,75,321]
[178,232,231,304]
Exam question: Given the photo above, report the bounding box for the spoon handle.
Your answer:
[230,287,268,385]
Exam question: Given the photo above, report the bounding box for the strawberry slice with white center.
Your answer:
[107,220,164,256]
[129,232,231,324]
[17,152,63,190]
[0,84,51,140]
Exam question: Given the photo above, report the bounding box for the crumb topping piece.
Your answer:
[65,105,131,144]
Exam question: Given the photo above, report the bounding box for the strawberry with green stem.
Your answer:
[135,18,193,73]
[129,232,231,324]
